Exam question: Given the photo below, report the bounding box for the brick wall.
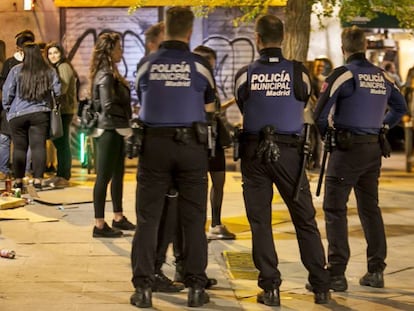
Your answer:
[0,0,59,57]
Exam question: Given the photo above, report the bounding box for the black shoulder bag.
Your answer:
[49,90,63,140]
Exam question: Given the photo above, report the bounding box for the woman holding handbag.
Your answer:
[44,42,78,188]
[2,42,61,190]
[90,32,135,238]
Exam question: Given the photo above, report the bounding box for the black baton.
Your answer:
[315,148,328,197]
[293,123,311,202]
[316,127,334,197]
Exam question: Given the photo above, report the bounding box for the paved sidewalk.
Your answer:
[0,152,413,310]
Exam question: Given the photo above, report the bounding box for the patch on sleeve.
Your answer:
[320,81,329,93]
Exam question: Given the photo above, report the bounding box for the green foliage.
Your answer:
[128,0,414,29]
[339,0,414,29]
[128,1,145,15]
[128,0,275,26]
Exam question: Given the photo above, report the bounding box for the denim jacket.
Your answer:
[2,64,61,121]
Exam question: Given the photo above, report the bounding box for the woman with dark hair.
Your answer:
[2,42,61,189]
[44,41,78,188]
[90,32,135,238]
[193,45,236,241]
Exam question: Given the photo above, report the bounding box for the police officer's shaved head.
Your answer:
[165,7,194,40]
[341,26,366,55]
[255,15,284,46]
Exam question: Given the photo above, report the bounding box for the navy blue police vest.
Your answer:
[334,63,392,130]
[243,59,305,134]
[136,46,215,127]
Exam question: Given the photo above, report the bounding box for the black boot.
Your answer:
[359,271,384,288]
[130,287,152,308]
[257,288,280,306]
[152,270,184,292]
[187,285,210,307]
[314,291,331,304]
[306,274,348,292]
[330,275,348,292]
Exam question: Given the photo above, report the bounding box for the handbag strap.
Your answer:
[50,90,58,110]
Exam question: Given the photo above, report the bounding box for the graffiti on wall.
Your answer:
[63,7,266,122]
[65,27,146,105]
[203,35,255,99]
[63,8,158,104]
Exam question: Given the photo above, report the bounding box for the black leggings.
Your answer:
[209,170,225,227]
[93,130,125,219]
[52,114,73,180]
[9,112,49,179]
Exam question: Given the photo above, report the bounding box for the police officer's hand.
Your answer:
[379,124,391,158]
[125,134,140,159]
[125,119,144,159]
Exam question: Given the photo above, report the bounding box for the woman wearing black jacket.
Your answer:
[90,32,135,238]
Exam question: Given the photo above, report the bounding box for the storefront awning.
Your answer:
[54,0,287,7]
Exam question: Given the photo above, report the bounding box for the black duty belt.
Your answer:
[352,134,379,143]
[243,133,302,145]
[145,127,194,137]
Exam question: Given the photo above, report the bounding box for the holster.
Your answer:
[379,127,391,158]
[335,129,353,150]
[256,125,280,163]
[233,126,242,161]
[208,125,216,157]
[193,122,208,144]
[174,128,191,145]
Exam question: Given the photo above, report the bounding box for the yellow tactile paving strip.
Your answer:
[222,251,258,280]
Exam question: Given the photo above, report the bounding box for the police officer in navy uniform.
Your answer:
[314,26,407,292]
[130,7,216,309]
[234,14,330,306]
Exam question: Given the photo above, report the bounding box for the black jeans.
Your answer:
[52,113,73,180]
[93,130,125,219]
[9,112,49,179]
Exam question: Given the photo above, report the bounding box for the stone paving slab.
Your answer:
[0,152,413,310]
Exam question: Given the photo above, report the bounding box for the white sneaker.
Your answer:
[206,225,236,240]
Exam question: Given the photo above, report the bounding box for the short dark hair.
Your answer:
[341,26,366,54]
[255,15,284,45]
[384,62,394,71]
[165,7,194,38]
[16,34,34,48]
[193,45,217,62]
[15,29,35,40]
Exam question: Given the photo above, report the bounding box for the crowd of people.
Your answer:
[1,6,408,309]
[0,31,77,189]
